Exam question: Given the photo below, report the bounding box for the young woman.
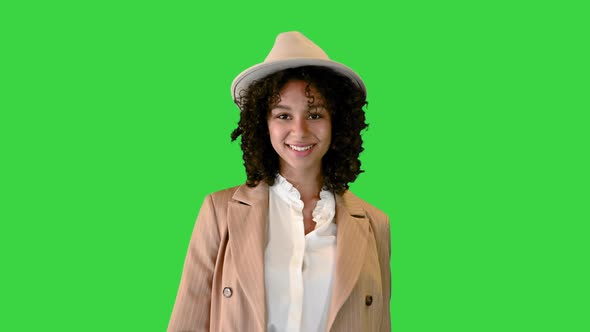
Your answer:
[168,31,391,332]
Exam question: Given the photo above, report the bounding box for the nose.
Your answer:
[291,117,309,137]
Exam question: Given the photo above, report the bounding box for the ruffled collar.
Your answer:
[271,174,336,226]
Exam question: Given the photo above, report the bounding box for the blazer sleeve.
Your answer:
[380,215,391,332]
[168,194,220,332]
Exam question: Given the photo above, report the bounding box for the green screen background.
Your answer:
[1,0,588,331]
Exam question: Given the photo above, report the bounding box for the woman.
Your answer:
[168,31,390,332]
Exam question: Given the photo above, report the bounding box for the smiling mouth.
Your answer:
[287,144,315,151]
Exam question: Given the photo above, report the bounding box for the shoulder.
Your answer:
[341,190,389,224]
[207,184,242,203]
[206,182,269,207]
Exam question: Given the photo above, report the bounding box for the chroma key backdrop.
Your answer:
[1,0,588,331]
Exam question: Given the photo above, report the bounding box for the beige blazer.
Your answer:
[168,182,391,331]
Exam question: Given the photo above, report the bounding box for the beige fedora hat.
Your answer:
[231,31,366,103]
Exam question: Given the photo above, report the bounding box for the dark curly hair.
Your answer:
[230,66,368,195]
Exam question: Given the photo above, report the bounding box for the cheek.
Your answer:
[322,124,332,141]
[267,124,283,145]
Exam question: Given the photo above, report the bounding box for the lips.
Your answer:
[287,144,315,151]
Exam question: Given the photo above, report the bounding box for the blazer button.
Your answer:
[365,295,373,306]
[223,287,233,298]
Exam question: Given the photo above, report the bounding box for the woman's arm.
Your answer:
[380,216,392,332]
[168,194,220,332]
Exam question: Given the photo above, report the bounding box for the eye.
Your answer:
[277,114,290,120]
[308,112,322,120]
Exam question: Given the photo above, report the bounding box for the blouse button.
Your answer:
[365,295,373,306]
[223,287,233,298]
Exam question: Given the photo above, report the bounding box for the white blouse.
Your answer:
[265,174,337,332]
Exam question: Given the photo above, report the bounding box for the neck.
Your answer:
[279,167,323,201]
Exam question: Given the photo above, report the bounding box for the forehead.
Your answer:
[276,80,325,104]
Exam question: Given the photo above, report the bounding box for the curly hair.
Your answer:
[230,66,368,195]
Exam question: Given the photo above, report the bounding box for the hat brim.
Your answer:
[231,58,366,102]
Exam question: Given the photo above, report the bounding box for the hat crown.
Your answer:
[264,31,330,62]
[231,31,365,103]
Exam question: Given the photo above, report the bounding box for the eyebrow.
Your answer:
[271,104,327,111]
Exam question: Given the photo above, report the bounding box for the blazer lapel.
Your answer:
[326,191,370,330]
[227,183,269,331]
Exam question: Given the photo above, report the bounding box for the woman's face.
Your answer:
[267,80,332,175]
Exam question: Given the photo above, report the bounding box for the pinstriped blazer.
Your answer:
[168,182,391,331]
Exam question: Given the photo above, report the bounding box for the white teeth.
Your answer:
[288,144,313,151]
